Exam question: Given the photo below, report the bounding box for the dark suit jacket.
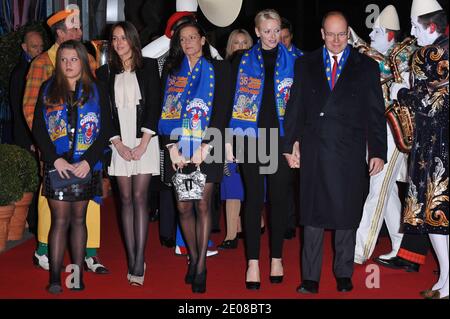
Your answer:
[283,47,387,229]
[9,52,33,150]
[96,57,161,138]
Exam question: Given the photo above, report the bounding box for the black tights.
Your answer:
[116,174,152,276]
[177,183,214,276]
[48,199,89,285]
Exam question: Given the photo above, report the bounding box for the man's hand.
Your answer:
[284,153,299,168]
[284,141,300,168]
[369,157,384,176]
[54,158,75,179]
[72,160,91,178]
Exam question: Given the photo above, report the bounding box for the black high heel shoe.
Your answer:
[70,280,85,291]
[47,282,63,294]
[270,260,284,284]
[218,237,238,249]
[269,275,283,284]
[245,265,261,290]
[185,262,197,284]
[245,281,261,290]
[192,270,207,293]
[70,272,85,291]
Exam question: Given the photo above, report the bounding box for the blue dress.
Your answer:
[220,162,244,201]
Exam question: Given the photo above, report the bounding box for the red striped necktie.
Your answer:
[331,55,338,89]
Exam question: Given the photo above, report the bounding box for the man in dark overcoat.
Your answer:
[283,11,387,294]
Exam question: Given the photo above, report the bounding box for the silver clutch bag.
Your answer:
[172,167,207,201]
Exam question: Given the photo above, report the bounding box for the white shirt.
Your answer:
[327,49,344,68]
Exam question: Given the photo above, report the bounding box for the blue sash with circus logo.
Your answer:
[323,45,350,90]
[158,56,215,158]
[42,79,103,203]
[229,41,297,137]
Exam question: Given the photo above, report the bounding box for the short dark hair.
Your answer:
[418,10,448,34]
[50,20,67,41]
[166,21,212,75]
[109,21,143,72]
[21,29,43,44]
[281,17,293,34]
[321,11,349,29]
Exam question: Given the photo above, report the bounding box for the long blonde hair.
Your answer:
[225,29,253,59]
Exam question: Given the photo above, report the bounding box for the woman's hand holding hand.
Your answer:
[54,158,76,179]
[72,160,91,178]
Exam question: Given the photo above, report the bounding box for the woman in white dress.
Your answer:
[96,21,161,286]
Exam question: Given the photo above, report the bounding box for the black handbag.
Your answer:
[48,169,92,189]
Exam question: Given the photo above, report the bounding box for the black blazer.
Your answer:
[283,47,387,229]
[9,53,33,150]
[96,57,161,138]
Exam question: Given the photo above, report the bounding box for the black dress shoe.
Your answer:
[245,281,261,290]
[269,275,283,284]
[374,256,420,272]
[160,236,176,248]
[297,280,319,294]
[336,277,353,292]
[84,256,109,274]
[284,228,296,240]
[218,238,238,249]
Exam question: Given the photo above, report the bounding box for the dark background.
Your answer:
[123,0,449,56]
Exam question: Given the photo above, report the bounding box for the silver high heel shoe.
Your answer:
[129,263,146,286]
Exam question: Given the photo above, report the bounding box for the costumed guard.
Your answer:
[348,5,416,264]
[390,0,448,299]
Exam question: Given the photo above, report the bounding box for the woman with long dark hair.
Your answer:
[96,21,161,286]
[32,40,111,293]
[159,21,231,293]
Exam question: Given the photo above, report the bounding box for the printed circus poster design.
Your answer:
[161,76,188,119]
[78,112,99,150]
[276,77,293,117]
[232,75,262,122]
[182,98,209,138]
[48,109,67,142]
